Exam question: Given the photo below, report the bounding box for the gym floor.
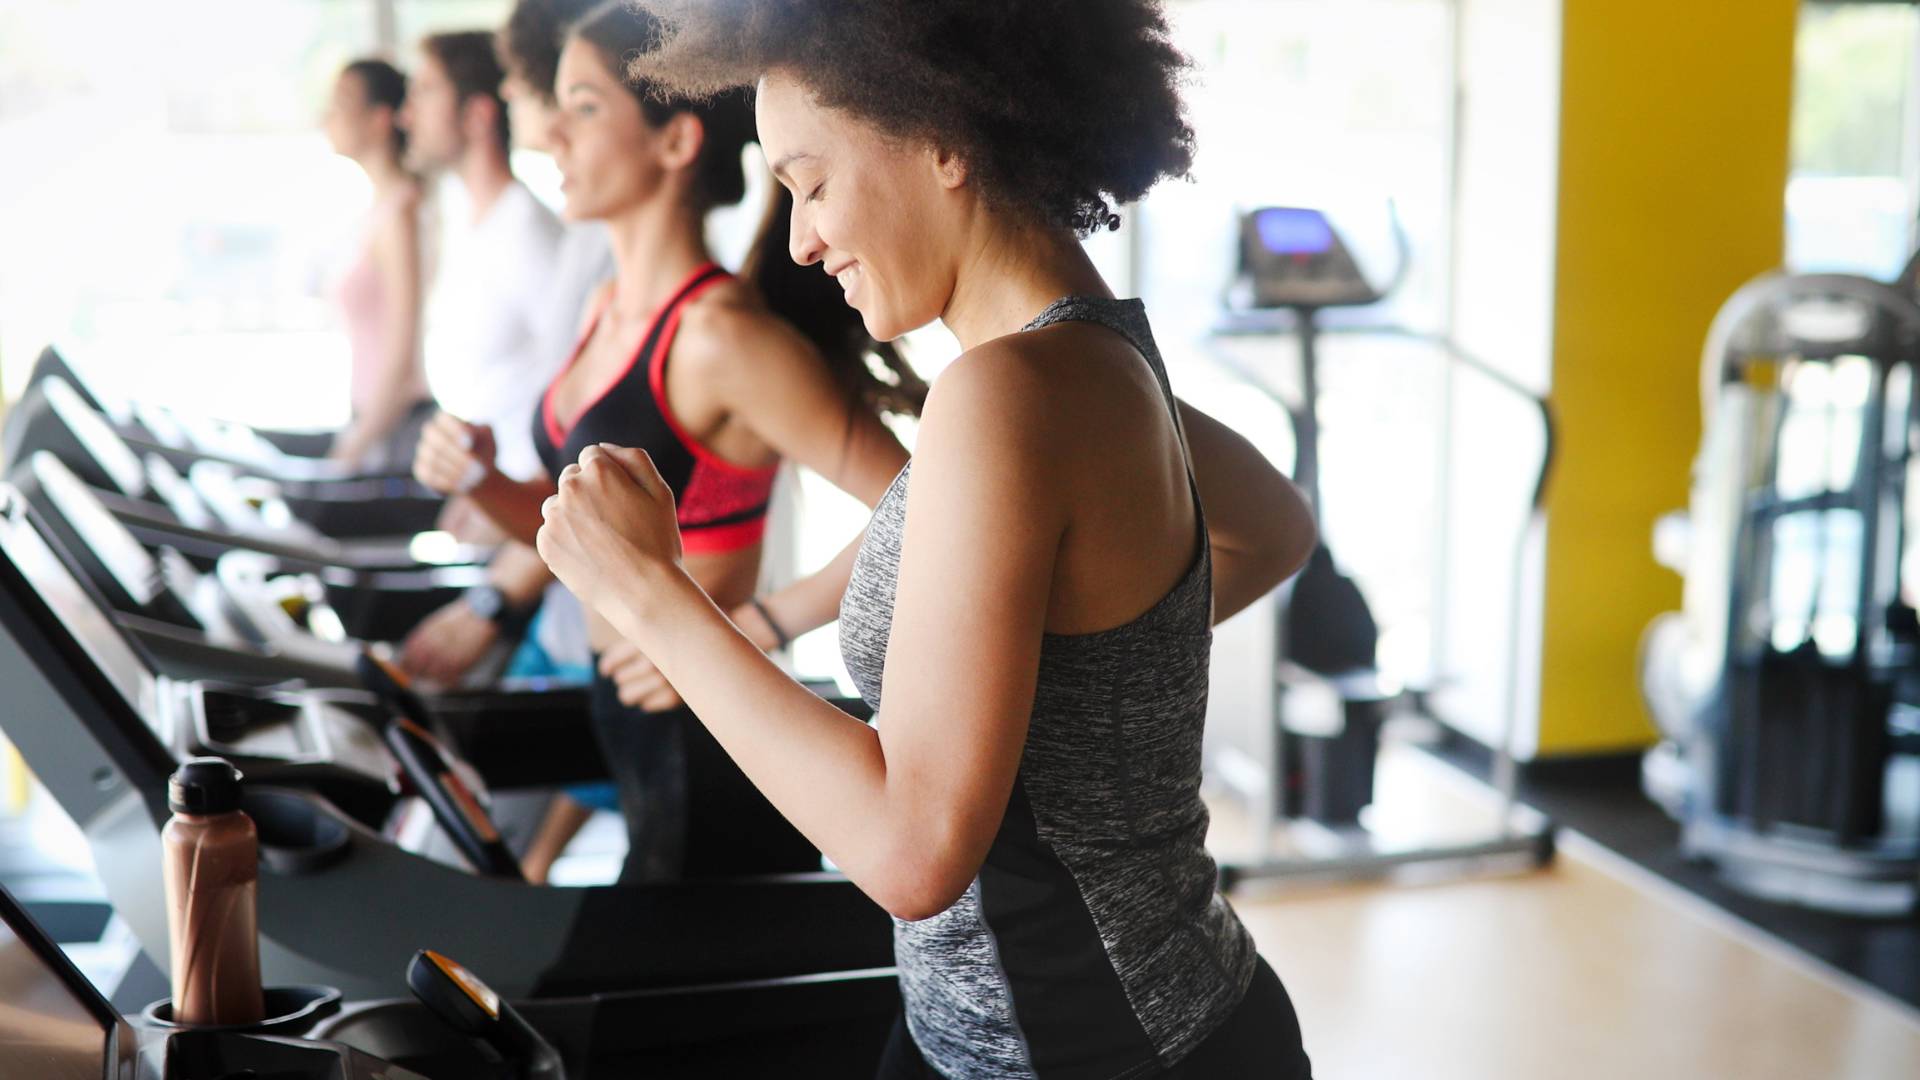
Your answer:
[1216,746,1920,1079]
[1430,739,1920,1014]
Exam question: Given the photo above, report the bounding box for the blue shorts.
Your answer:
[505,608,618,813]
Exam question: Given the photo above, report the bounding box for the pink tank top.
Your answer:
[335,190,429,415]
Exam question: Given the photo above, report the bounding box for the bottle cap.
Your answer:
[168,758,244,816]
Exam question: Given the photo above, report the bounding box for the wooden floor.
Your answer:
[1217,748,1920,1080]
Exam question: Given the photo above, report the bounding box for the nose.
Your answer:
[788,196,825,267]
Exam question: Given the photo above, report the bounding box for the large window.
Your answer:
[1145,0,1458,689]
[1786,1,1920,278]
[0,1,395,423]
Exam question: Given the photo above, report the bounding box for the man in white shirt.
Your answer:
[399,30,563,486]
[395,14,613,882]
[396,15,610,708]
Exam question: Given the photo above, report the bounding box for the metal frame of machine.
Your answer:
[1642,271,1920,915]
[1203,205,1557,888]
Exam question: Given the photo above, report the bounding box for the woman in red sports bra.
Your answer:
[411,3,919,882]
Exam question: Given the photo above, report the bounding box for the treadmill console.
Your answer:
[214,550,361,669]
[23,452,233,638]
[142,454,218,532]
[190,686,396,788]
[39,376,148,498]
[128,400,193,453]
[1237,206,1383,310]
[1,482,380,789]
[0,483,160,718]
[188,460,322,544]
[30,452,165,608]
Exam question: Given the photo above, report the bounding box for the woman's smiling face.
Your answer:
[755,71,968,342]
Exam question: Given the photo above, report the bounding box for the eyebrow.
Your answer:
[768,151,818,181]
[563,82,602,97]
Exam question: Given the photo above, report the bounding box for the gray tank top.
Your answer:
[839,296,1257,1078]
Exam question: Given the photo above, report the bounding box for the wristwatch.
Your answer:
[463,585,535,635]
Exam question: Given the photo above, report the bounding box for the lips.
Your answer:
[825,261,860,298]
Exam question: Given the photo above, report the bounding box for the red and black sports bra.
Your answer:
[532,262,777,556]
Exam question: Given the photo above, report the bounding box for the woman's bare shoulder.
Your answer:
[674,279,818,380]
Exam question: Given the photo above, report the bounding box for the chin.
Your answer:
[859,307,907,343]
[862,299,940,343]
[570,199,616,224]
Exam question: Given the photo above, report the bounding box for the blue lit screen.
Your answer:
[1254,208,1334,256]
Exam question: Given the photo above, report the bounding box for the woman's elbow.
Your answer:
[1273,495,1317,583]
[865,836,977,923]
[881,888,967,924]
[1250,477,1316,586]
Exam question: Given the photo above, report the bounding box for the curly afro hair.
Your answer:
[625,0,1196,236]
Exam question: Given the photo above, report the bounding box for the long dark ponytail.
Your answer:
[569,2,925,418]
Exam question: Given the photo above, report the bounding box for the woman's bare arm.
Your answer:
[331,199,425,466]
[1178,400,1316,623]
[413,410,557,545]
[685,306,909,640]
[538,343,1056,920]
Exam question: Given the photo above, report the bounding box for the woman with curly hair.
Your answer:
[535,1,1318,1075]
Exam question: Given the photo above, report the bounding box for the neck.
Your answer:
[602,194,712,321]
[356,151,408,194]
[458,146,513,222]
[941,214,1111,351]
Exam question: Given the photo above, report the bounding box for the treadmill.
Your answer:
[8,344,418,494]
[0,481,897,1067]
[2,868,885,1077]
[11,449,476,688]
[5,373,481,571]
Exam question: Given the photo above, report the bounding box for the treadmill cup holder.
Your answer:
[243,788,353,875]
[140,984,344,1037]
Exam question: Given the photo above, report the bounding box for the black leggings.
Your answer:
[875,955,1312,1079]
[587,675,819,882]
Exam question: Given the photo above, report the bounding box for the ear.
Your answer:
[656,111,706,172]
[931,144,968,191]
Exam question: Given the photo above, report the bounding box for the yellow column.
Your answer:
[1539,0,1799,755]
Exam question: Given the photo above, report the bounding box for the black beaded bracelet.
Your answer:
[749,596,791,651]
